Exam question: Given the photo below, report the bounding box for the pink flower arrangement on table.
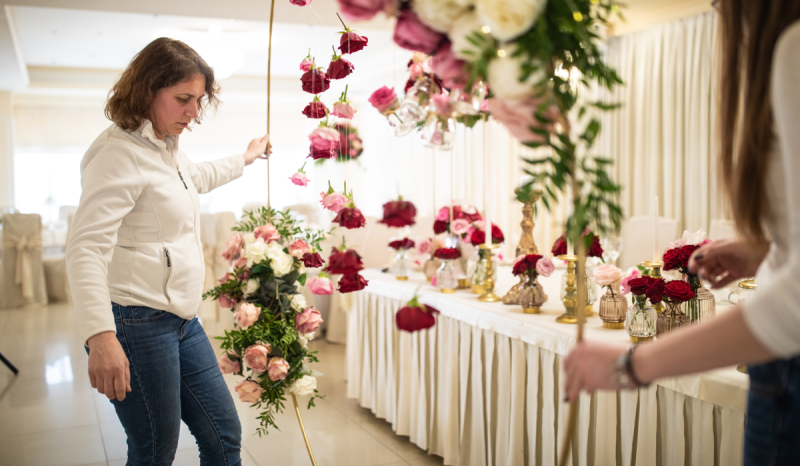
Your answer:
[593,264,624,296]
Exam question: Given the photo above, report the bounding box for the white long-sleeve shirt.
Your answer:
[66,120,244,344]
[741,20,800,357]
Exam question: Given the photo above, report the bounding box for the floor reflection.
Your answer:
[45,355,74,385]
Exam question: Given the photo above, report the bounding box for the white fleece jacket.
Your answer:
[66,120,244,344]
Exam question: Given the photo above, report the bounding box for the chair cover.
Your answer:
[618,216,680,270]
[1,213,48,308]
[709,219,737,241]
[198,212,237,322]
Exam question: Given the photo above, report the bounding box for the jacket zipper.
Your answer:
[164,248,172,267]
[177,170,188,189]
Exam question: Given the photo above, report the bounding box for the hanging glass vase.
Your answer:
[520,274,547,314]
[421,114,456,150]
[560,273,595,316]
[598,288,627,329]
[470,247,489,294]
[389,248,411,280]
[626,295,657,343]
[682,274,716,323]
[436,259,458,293]
[657,301,689,336]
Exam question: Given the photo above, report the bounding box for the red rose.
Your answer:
[396,304,439,332]
[663,248,681,271]
[302,252,325,268]
[452,205,482,222]
[379,199,417,228]
[309,145,336,160]
[587,235,603,258]
[512,254,542,276]
[645,278,666,304]
[433,247,461,260]
[327,57,355,79]
[327,248,364,275]
[492,224,505,243]
[677,245,700,269]
[333,206,366,229]
[389,238,415,250]
[339,31,368,54]
[552,236,567,256]
[470,230,485,246]
[338,272,368,293]
[301,68,330,94]
[404,78,416,93]
[628,276,655,296]
[664,280,696,303]
[433,220,448,235]
[302,101,327,119]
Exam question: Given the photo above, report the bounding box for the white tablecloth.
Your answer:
[345,268,748,466]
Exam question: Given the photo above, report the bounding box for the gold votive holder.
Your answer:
[396,276,409,281]
[477,244,502,303]
[640,261,665,314]
[440,288,456,294]
[523,306,541,314]
[630,335,654,344]
[458,278,469,289]
[603,321,625,329]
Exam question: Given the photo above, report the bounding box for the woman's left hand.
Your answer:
[563,340,631,402]
[243,135,271,166]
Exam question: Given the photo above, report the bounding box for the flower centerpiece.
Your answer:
[594,264,626,328]
[511,254,553,314]
[657,280,696,335]
[396,294,440,332]
[388,238,415,280]
[204,207,330,435]
[433,247,461,293]
[662,230,714,323]
[467,219,505,293]
[625,275,663,342]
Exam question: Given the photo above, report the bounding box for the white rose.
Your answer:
[487,52,546,100]
[271,251,295,277]
[245,237,269,265]
[243,232,256,245]
[475,0,547,42]
[448,10,484,60]
[243,278,260,296]
[290,375,317,397]
[412,0,474,33]
[290,294,308,312]
[681,229,707,246]
[298,331,316,348]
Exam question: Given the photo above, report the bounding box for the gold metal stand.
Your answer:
[641,261,665,314]
[458,278,469,289]
[556,254,580,323]
[291,393,318,466]
[396,276,409,281]
[477,244,502,302]
[603,322,624,329]
[503,188,543,304]
[631,335,654,343]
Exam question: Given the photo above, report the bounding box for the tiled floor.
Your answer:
[0,303,445,466]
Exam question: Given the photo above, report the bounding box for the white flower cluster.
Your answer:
[243,235,295,277]
[290,375,317,397]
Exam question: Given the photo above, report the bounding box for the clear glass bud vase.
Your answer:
[682,274,716,323]
[626,295,657,342]
[436,260,457,293]
[520,274,547,314]
[657,301,689,335]
[598,288,627,328]
[389,248,411,280]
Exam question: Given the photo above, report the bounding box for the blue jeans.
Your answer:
[744,356,800,465]
[97,303,242,466]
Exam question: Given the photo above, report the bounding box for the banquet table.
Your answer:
[345,266,748,466]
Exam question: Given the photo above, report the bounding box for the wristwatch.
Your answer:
[612,346,648,388]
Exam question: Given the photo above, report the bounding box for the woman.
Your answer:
[563,2,800,464]
[65,38,268,465]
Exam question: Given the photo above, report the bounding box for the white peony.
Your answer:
[243,278,260,296]
[290,375,317,397]
[448,10,484,60]
[243,232,256,245]
[290,294,308,312]
[270,251,295,277]
[487,52,546,100]
[681,229,707,246]
[475,0,547,42]
[412,0,474,33]
[298,331,316,348]
[245,237,270,265]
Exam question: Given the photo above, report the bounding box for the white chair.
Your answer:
[1,213,48,308]
[58,205,78,223]
[617,216,680,270]
[709,219,737,241]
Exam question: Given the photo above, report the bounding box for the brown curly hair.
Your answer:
[105,37,220,131]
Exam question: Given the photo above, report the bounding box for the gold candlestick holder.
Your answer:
[503,187,542,305]
[556,255,581,323]
[641,261,665,315]
[477,244,502,302]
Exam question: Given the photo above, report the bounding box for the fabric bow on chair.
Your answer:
[3,231,43,299]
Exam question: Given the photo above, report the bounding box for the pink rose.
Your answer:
[451,218,470,235]
[320,191,347,212]
[307,276,334,295]
[300,57,313,72]
[668,239,686,250]
[486,97,559,143]
[291,0,312,6]
[295,307,323,334]
[594,264,623,287]
[431,93,453,116]
[512,254,525,268]
[700,239,712,246]
[436,206,450,221]
[289,172,309,186]
[431,42,467,90]
[288,239,311,258]
[535,257,555,278]
[254,224,279,243]
[416,238,433,256]
[218,354,240,374]
[309,127,340,151]
[481,99,489,112]
[332,101,357,119]
[234,380,264,404]
[222,233,244,263]
[368,86,399,113]
[393,9,445,55]
[336,0,395,21]
[218,294,237,309]
[234,256,247,269]
[409,63,424,78]
[234,302,261,329]
[267,357,290,381]
[620,269,642,296]
[244,343,271,373]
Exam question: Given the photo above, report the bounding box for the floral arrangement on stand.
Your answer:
[551,229,605,260]
[511,254,554,313]
[662,229,714,323]
[204,207,330,434]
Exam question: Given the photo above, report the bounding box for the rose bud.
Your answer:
[302,100,327,119]
[302,252,325,268]
[396,297,439,332]
[328,56,354,79]
[327,248,364,275]
[309,146,336,160]
[307,275,334,295]
[333,206,367,229]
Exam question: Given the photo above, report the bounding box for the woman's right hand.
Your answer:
[688,239,767,288]
[87,331,131,401]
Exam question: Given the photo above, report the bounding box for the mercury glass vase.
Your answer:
[626,295,657,343]
[436,259,458,293]
[657,301,689,336]
[519,275,547,314]
[389,248,411,280]
[682,274,716,323]
[598,289,627,328]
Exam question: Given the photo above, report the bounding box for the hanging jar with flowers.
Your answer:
[662,230,715,323]
[388,238,414,281]
[625,275,662,342]
[511,254,554,314]
[594,264,626,328]
[433,247,461,293]
[657,280,696,335]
